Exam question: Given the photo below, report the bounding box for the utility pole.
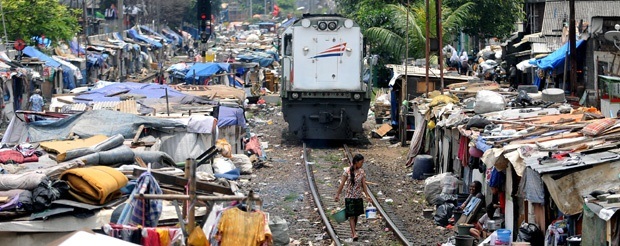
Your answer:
[568,0,577,95]
[425,0,430,96]
[400,0,410,146]
[118,0,124,32]
[436,0,444,90]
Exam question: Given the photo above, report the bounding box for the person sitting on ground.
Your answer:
[458,181,484,211]
[470,186,505,240]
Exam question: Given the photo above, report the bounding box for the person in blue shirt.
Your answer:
[28,89,44,112]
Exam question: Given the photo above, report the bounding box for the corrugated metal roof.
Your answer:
[70,103,87,111]
[115,99,138,114]
[527,150,620,174]
[92,101,120,110]
[542,1,620,36]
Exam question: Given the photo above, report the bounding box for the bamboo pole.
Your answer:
[188,158,196,233]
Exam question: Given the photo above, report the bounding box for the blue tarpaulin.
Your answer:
[236,55,274,67]
[138,25,172,44]
[127,29,163,49]
[182,26,200,40]
[184,63,230,84]
[73,82,187,102]
[161,27,183,47]
[530,39,585,71]
[22,46,61,68]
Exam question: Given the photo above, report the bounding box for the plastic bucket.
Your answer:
[365,205,377,219]
[454,235,475,246]
[331,209,347,224]
[457,224,474,235]
[495,229,511,245]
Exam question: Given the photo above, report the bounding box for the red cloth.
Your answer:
[457,136,469,167]
[142,228,160,246]
[23,155,38,163]
[0,150,24,164]
[499,192,506,214]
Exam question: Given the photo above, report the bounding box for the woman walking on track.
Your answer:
[334,154,371,242]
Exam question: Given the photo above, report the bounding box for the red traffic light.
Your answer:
[200,13,207,20]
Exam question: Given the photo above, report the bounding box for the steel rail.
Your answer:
[343,144,414,246]
[303,142,342,246]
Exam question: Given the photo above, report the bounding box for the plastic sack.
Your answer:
[474,90,505,114]
[213,157,235,174]
[425,173,451,205]
[441,174,459,194]
[516,222,544,246]
[269,216,290,246]
[231,154,253,174]
[433,203,455,226]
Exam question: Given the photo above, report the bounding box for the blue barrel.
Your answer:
[412,155,434,180]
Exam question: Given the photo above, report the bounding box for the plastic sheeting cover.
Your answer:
[22,46,61,68]
[217,106,246,128]
[27,110,184,142]
[73,82,187,102]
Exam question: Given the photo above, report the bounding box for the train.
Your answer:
[279,14,371,140]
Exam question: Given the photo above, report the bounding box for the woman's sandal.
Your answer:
[353,236,359,241]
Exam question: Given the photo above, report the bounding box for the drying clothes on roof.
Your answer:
[61,166,128,205]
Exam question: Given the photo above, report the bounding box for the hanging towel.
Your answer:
[61,166,128,205]
[117,172,163,227]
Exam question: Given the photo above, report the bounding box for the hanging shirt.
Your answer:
[216,207,271,246]
[341,167,365,199]
[29,94,44,112]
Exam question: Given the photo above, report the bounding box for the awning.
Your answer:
[22,46,61,68]
[529,39,585,71]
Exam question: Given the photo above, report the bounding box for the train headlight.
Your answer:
[344,19,354,29]
[301,19,311,28]
[353,93,361,100]
[291,93,300,99]
[327,21,337,31]
[318,21,327,31]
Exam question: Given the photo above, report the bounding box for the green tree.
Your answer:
[364,0,473,60]
[444,0,524,40]
[3,0,81,43]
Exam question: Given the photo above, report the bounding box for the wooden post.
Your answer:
[569,0,577,95]
[182,158,189,219]
[187,158,196,233]
[436,0,444,90]
[425,0,431,97]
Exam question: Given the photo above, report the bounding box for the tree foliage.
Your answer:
[2,0,81,43]
[364,0,473,60]
[443,0,524,39]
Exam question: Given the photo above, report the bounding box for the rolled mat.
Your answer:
[60,166,128,205]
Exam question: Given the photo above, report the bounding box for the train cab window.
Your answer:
[283,34,292,56]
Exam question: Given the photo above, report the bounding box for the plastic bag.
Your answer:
[213,157,235,174]
[269,216,290,246]
[425,173,450,205]
[516,222,544,246]
[433,203,455,226]
[474,90,505,114]
[441,174,459,194]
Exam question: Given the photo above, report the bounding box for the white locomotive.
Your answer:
[280,14,371,139]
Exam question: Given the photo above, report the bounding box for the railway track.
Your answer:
[303,142,415,245]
